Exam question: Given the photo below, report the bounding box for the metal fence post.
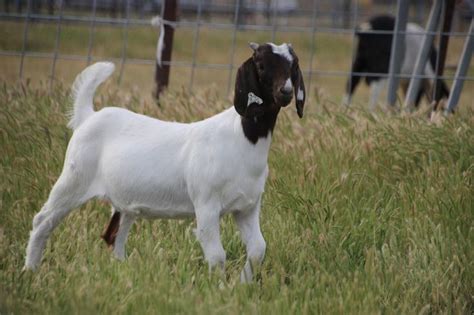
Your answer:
[404,0,442,109]
[432,0,455,110]
[445,19,474,114]
[386,0,409,108]
[155,0,178,99]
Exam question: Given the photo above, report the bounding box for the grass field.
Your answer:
[1,78,473,314]
[1,17,474,315]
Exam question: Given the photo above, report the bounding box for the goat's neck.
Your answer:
[240,106,280,145]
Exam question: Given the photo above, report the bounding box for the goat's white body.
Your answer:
[68,106,269,218]
[25,62,269,281]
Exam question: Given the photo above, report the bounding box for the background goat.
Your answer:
[343,14,450,110]
[24,42,306,283]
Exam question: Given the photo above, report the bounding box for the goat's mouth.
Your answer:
[275,93,293,107]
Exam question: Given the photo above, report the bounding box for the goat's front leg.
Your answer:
[195,203,226,273]
[369,79,386,111]
[233,198,266,283]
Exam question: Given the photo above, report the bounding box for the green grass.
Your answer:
[0,79,473,314]
[1,16,474,314]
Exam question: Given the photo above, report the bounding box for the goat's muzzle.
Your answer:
[275,78,293,107]
[276,92,293,107]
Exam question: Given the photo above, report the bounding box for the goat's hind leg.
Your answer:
[368,79,386,111]
[113,213,134,260]
[101,207,121,248]
[25,173,91,271]
[102,207,135,261]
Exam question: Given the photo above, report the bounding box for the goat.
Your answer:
[343,14,449,110]
[24,42,306,283]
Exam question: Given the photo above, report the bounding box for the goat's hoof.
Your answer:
[218,279,226,290]
[21,264,37,273]
[113,253,126,261]
[240,271,253,284]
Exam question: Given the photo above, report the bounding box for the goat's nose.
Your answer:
[280,85,293,95]
[280,78,293,95]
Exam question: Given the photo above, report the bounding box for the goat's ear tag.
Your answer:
[247,92,263,107]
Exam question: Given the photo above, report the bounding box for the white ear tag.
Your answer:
[247,92,263,107]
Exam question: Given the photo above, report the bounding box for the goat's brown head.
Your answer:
[234,42,306,119]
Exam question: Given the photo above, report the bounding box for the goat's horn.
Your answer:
[249,42,259,51]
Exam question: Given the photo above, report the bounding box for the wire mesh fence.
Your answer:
[1,0,473,107]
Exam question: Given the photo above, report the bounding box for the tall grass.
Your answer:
[0,80,473,314]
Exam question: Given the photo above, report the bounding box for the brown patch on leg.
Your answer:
[101,212,121,248]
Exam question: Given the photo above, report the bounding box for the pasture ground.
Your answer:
[1,18,473,314]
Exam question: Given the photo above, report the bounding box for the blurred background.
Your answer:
[1,0,473,107]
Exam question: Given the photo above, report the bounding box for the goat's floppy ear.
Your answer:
[291,62,306,118]
[234,58,263,117]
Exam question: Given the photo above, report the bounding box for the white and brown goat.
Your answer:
[24,42,306,282]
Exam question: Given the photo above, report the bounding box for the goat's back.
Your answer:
[64,107,194,214]
[63,106,269,217]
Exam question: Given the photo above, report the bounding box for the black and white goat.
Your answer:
[343,14,449,110]
[24,42,306,282]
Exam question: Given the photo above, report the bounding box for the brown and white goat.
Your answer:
[25,42,306,282]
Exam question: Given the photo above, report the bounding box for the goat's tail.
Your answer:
[68,62,115,130]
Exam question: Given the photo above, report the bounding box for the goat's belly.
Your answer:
[108,197,195,219]
[127,204,195,219]
[103,181,195,218]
